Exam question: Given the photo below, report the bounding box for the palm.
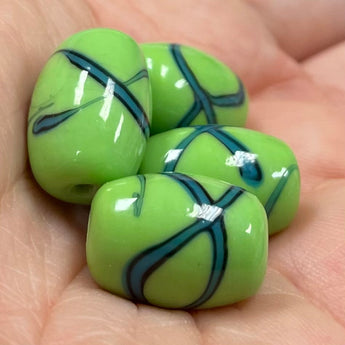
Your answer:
[1,0,344,344]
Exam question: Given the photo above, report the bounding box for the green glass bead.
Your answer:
[27,28,151,204]
[140,126,300,235]
[141,43,248,134]
[87,173,268,309]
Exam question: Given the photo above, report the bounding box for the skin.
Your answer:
[0,0,344,344]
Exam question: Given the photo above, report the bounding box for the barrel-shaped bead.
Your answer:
[27,29,151,204]
[86,173,268,309]
[140,126,300,234]
[141,43,248,134]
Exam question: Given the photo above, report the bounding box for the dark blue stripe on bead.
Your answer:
[60,49,150,138]
[177,101,203,128]
[264,164,299,216]
[132,175,146,217]
[33,107,80,135]
[33,49,150,138]
[163,125,221,172]
[170,44,245,127]
[207,127,262,186]
[124,217,213,305]
[123,173,243,309]
[183,219,227,309]
[209,79,245,107]
[124,69,149,86]
[166,172,213,205]
[163,125,263,187]
[32,96,104,135]
[171,44,216,125]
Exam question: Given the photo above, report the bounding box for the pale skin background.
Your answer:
[0,0,345,344]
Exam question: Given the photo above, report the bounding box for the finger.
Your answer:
[0,0,94,195]
[0,2,97,343]
[0,178,87,344]
[303,41,345,93]
[247,76,345,194]
[87,0,300,93]
[270,180,345,327]
[246,0,345,60]
[40,268,201,345]
[193,268,345,345]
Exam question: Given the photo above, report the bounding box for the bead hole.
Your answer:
[72,184,96,194]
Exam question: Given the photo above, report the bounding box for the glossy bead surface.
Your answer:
[140,126,300,234]
[27,28,151,204]
[87,173,268,309]
[141,43,248,134]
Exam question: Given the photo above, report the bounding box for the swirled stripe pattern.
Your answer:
[32,49,150,138]
[123,173,244,309]
[163,125,263,187]
[170,44,245,126]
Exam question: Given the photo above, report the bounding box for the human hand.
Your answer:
[0,0,344,344]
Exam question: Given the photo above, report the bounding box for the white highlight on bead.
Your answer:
[272,167,288,178]
[160,65,169,78]
[174,79,187,89]
[115,198,138,212]
[100,78,115,122]
[245,224,252,234]
[114,114,124,143]
[73,70,89,105]
[146,57,153,69]
[188,203,223,222]
[164,149,183,163]
[225,151,258,167]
